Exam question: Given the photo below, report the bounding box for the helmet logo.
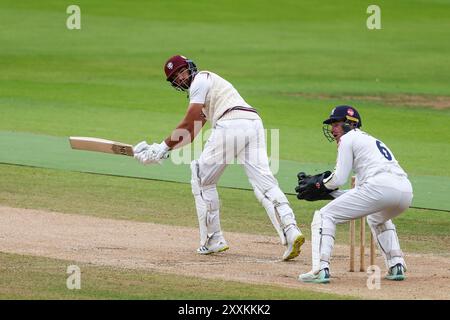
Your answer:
[347,108,354,116]
[167,62,173,70]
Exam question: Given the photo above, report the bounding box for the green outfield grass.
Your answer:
[0,252,351,300]
[2,131,448,210]
[1,0,449,299]
[0,1,449,177]
[2,164,449,255]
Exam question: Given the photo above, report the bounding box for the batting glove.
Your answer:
[133,141,150,154]
[133,141,169,165]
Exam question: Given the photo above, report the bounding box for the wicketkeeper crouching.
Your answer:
[295,105,413,284]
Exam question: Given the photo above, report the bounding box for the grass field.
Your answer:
[1,0,449,300]
[0,252,352,300]
[1,164,449,255]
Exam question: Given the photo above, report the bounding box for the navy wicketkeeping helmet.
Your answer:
[322,105,362,141]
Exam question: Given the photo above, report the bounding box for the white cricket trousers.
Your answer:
[191,118,297,246]
[319,173,413,270]
[196,118,277,190]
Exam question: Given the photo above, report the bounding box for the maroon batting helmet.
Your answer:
[164,55,198,91]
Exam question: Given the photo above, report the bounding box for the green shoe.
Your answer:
[299,268,330,284]
[385,263,406,281]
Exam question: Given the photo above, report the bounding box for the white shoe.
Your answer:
[196,240,229,255]
[282,226,305,261]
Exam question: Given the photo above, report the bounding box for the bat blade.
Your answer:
[69,136,134,157]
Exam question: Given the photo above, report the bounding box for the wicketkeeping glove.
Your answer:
[295,171,336,201]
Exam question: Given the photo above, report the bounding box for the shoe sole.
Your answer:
[385,275,405,281]
[217,245,229,253]
[283,234,305,261]
[197,245,230,255]
[312,278,330,284]
[299,276,330,284]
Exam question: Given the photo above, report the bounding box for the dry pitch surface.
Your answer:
[1,205,449,300]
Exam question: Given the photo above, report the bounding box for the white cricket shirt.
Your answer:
[189,71,260,127]
[324,129,408,189]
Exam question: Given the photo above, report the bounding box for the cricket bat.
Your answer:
[69,136,134,157]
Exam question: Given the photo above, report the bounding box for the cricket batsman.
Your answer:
[133,55,304,260]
